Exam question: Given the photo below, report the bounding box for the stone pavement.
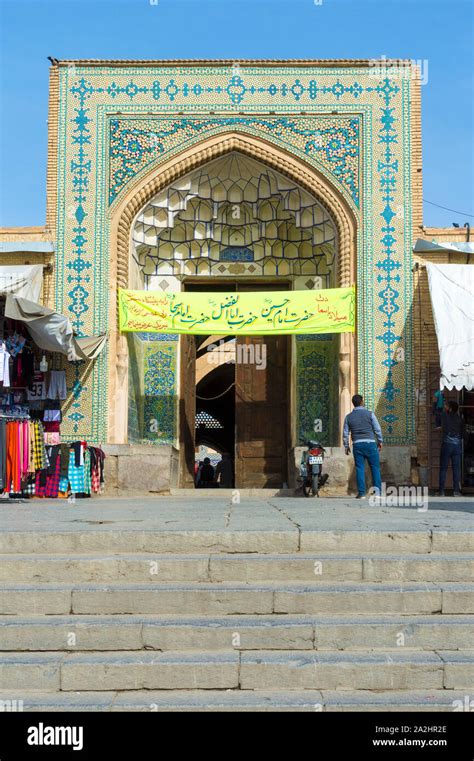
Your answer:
[1,495,473,537]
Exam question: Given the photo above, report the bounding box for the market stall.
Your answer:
[0,266,107,499]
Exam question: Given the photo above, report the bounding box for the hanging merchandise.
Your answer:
[61,443,106,497]
[0,342,10,387]
[11,350,35,389]
[27,372,47,401]
[89,446,105,494]
[35,445,62,499]
[0,418,47,496]
[46,370,67,400]
[0,294,107,500]
[43,408,61,421]
[0,419,6,491]
[6,332,26,357]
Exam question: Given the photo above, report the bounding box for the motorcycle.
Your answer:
[299,439,329,497]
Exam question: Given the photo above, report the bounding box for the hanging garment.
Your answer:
[11,351,35,389]
[5,333,26,358]
[17,422,22,485]
[45,445,61,498]
[21,420,29,482]
[43,421,60,432]
[22,351,35,388]
[35,456,61,498]
[33,421,47,470]
[0,344,11,387]
[97,447,105,487]
[28,422,36,473]
[91,463,100,493]
[59,444,70,479]
[45,455,61,497]
[0,420,6,490]
[22,474,36,497]
[89,447,100,493]
[46,445,60,474]
[11,355,23,388]
[68,448,85,493]
[44,432,61,446]
[5,422,20,493]
[46,370,67,400]
[27,372,47,401]
[71,441,84,467]
[43,408,62,422]
[83,448,92,495]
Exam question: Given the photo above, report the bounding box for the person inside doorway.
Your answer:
[214,452,233,488]
[438,400,463,497]
[343,394,383,499]
[197,457,215,488]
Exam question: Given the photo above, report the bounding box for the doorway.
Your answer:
[427,365,474,492]
[179,281,290,489]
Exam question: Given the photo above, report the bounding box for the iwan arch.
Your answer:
[35,60,422,490]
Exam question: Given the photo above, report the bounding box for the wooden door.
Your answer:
[235,334,288,488]
[179,334,196,487]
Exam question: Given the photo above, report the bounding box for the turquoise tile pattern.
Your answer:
[55,64,414,444]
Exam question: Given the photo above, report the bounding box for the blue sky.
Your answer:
[0,0,473,229]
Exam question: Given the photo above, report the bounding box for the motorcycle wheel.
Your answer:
[311,474,319,497]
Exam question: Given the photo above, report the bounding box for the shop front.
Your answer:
[423,258,474,493]
[0,265,106,500]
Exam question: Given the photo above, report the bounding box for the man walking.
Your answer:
[343,394,383,498]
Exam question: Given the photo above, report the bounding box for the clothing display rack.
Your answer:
[0,298,105,499]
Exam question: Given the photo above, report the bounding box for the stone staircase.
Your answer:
[0,525,473,711]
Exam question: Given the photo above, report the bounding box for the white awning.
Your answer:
[426,263,474,390]
[414,239,474,255]
[4,295,107,362]
[0,265,43,302]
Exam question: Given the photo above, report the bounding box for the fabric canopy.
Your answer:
[118,286,355,335]
[426,263,474,390]
[414,239,474,256]
[4,296,107,362]
[0,265,43,302]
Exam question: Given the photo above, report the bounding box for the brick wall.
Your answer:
[0,227,54,306]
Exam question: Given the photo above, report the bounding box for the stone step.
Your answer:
[1,529,473,555]
[0,553,472,583]
[240,651,474,691]
[0,614,472,651]
[0,689,470,712]
[1,582,472,615]
[1,650,472,691]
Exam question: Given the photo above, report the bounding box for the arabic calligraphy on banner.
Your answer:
[118,286,355,335]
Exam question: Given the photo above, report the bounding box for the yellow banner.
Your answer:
[118,286,355,335]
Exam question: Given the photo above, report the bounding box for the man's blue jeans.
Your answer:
[353,441,382,496]
[439,440,462,493]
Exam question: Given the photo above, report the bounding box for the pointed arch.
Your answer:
[108,131,357,444]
